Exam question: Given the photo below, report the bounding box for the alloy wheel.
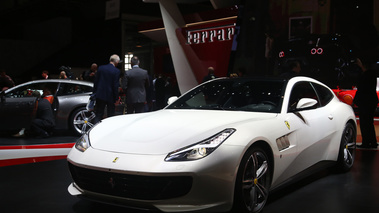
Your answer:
[72,109,96,134]
[241,148,270,213]
[342,123,356,169]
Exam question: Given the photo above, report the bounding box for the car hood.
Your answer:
[89,110,277,155]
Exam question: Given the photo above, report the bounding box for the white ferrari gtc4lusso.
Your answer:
[67,76,356,213]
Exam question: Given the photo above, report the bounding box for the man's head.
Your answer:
[41,70,49,79]
[32,91,41,98]
[208,67,215,75]
[130,56,140,66]
[90,63,98,72]
[109,54,121,66]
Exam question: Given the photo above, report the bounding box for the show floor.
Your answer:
[1,146,378,213]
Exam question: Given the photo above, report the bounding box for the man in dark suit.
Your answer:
[93,54,121,123]
[122,56,150,114]
[354,58,378,149]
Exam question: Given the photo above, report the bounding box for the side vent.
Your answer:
[276,135,290,151]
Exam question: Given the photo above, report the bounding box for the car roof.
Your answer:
[17,79,93,87]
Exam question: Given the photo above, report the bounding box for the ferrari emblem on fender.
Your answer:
[285,121,290,130]
[112,157,119,163]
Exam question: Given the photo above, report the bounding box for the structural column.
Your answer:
[158,0,198,94]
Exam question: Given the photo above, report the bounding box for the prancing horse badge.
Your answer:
[285,121,290,130]
[112,157,119,163]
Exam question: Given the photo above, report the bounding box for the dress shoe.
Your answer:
[13,128,25,137]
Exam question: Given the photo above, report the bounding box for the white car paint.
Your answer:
[67,77,356,213]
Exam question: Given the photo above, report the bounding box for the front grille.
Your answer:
[68,162,193,200]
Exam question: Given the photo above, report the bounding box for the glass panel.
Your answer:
[5,82,58,98]
[167,79,285,113]
[57,83,93,96]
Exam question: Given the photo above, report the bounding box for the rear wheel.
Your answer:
[233,146,271,213]
[336,122,356,172]
[69,107,96,135]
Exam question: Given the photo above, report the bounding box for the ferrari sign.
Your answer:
[186,24,235,45]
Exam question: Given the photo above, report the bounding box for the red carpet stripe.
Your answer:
[0,143,75,150]
[0,143,75,167]
[0,155,68,167]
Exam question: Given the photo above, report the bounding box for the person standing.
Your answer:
[122,56,150,114]
[93,54,121,122]
[154,74,167,110]
[0,70,15,91]
[41,70,49,79]
[83,63,98,82]
[59,71,68,79]
[280,60,301,79]
[59,66,74,79]
[354,58,378,149]
[202,67,217,83]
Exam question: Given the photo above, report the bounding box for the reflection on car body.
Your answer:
[67,76,357,213]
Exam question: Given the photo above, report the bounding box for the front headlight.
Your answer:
[165,128,236,161]
[75,132,90,152]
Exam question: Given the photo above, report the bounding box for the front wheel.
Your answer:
[69,107,96,135]
[233,146,271,213]
[336,122,356,172]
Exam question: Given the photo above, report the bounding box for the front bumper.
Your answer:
[67,144,244,212]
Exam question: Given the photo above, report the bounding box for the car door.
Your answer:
[0,86,37,131]
[286,81,337,173]
[54,82,93,129]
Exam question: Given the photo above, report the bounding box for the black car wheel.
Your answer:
[70,107,96,135]
[233,146,271,213]
[336,122,356,172]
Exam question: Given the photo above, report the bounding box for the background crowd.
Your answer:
[0,55,180,115]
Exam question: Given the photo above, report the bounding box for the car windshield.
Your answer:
[167,78,286,113]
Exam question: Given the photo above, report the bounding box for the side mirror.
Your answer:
[167,96,178,105]
[296,98,318,110]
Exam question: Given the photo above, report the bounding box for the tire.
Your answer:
[69,107,96,135]
[233,146,271,213]
[336,122,356,172]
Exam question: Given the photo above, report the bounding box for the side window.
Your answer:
[312,83,334,106]
[5,82,57,98]
[57,83,93,96]
[5,85,32,98]
[288,82,318,112]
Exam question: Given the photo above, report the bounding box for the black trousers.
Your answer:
[358,104,377,145]
[95,99,115,123]
[31,119,54,135]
